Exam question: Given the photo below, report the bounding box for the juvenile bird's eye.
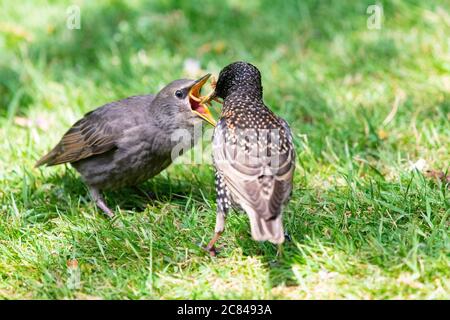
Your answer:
[175,90,184,99]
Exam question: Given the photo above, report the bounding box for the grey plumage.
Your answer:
[36,75,215,217]
[205,62,295,254]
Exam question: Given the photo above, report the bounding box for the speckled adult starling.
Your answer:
[204,62,295,255]
[35,74,215,217]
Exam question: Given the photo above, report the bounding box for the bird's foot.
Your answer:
[197,242,220,257]
[203,245,219,257]
[201,231,223,257]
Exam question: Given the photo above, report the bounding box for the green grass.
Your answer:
[0,0,449,299]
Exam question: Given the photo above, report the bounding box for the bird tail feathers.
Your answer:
[245,206,284,244]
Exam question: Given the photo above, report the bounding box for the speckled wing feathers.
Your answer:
[213,115,295,243]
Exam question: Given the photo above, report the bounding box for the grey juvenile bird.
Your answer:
[203,62,295,255]
[36,75,215,217]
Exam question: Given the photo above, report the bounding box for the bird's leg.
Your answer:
[204,212,225,257]
[204,171,229,256]
[276,244,284,259]
[89,186,114,218]
[205,232,222,257]
[269,244,285,266]
[274,234,290,259]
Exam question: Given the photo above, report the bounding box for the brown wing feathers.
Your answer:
[35,115,117,167]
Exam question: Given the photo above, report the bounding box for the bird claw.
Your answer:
[204,245,219,257]
[197,243,219,257]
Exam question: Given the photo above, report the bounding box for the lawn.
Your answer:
[0,0,448,299]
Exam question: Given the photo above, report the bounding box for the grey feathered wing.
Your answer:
[35,95,155,168]
[213,118,295,244]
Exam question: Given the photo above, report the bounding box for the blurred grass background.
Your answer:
[0,0,449,299]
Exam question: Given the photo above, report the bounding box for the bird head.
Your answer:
[203,61,263,102]
[152,74,216,127]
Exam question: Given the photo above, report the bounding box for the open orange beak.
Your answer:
[189,74,216,127]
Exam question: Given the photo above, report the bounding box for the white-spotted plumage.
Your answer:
[210,62,295,246]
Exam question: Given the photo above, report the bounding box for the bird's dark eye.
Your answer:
[175,90,184,99]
